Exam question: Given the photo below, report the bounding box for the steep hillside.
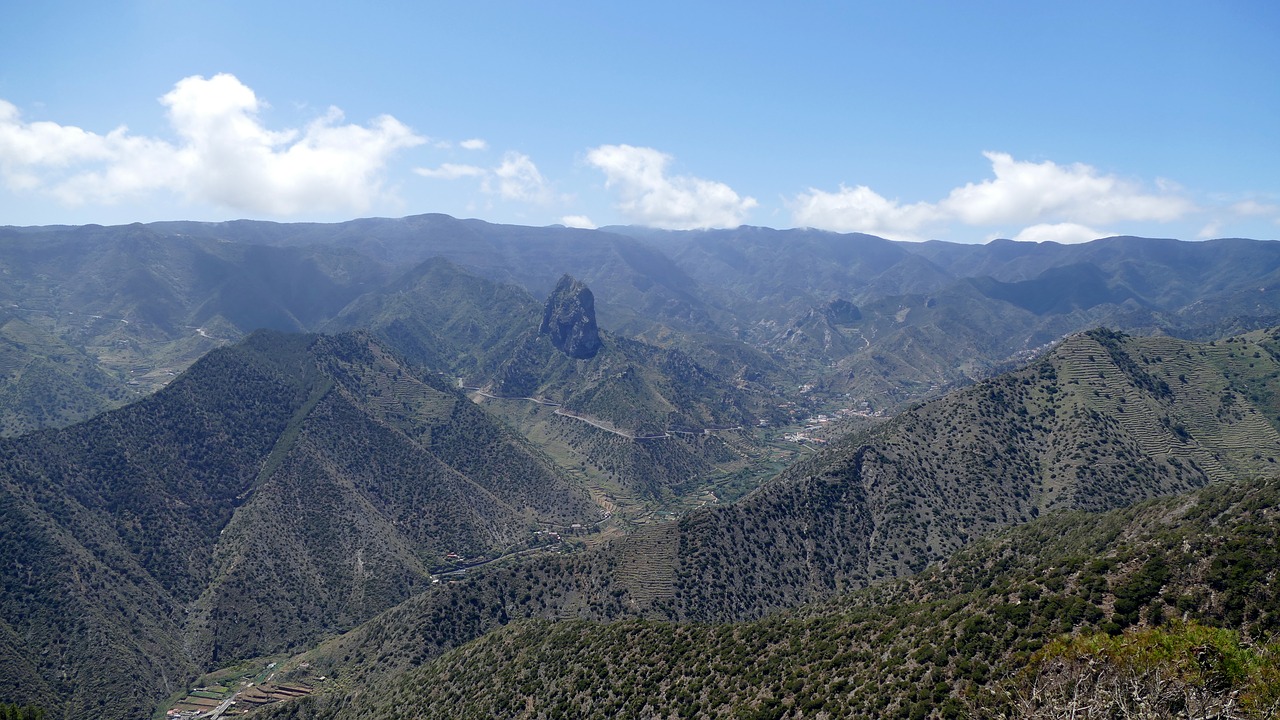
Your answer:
[478,288,776,507]
[272,475,1280,719]
[666,327,1280,621]
[259,328,1280,709]
[0,330,592,720]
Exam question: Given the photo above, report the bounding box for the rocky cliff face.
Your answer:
[540,275,603,359]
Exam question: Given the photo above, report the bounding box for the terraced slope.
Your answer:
[611,528,679,608]
[0,314,137,434]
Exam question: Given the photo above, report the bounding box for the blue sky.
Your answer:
[1,1,1277,243]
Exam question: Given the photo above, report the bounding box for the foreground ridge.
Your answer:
[270,476,1280,719]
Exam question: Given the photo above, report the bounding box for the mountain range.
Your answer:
[6,216,1280,437]
[7,320,1274,718]
[2,215,1280,718]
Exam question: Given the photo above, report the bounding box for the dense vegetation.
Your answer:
[665,328,1280,622]
[241,328,1280,717]
[0,704,44,720]
[4,320,1278,719]
[267,476,1280,719]
[0,330,594,719]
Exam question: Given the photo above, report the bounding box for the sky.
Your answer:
[1,1,1277,243]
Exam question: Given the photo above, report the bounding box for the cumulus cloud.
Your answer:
[585,144,756,229]
[417,150,558,207]
[0,100,116,167]
[0,99,180,202]
[0,73,424,215]
[939,152,1192,226]
[790,151,1195,242]
[790,184,940,240]
[459,138,488,151]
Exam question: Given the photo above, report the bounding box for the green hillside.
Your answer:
[245,327,1280,716]
[666,327,1280,622]
[0,314,137,434]
[617,228,1280,413]
[271,475,1280,719]
[0,330,593,719]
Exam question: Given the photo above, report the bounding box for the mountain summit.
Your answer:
[539,274,603,359]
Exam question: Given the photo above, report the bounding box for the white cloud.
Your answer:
[585,144,756,229]
[940,152,1193,226]
[1012,222,1106,244]
[460,138,488,151]
[487,151,552,203]
[560,214,595,229]
[789,151,1195,242]
[1231,199,1279,217]
[414,163,486,179]
[0,100,115,166]
[0,99,181,202]
[790,184,940,240]
[1193,199,1280,239]
[416,151,558,207]
[0,73,424,215]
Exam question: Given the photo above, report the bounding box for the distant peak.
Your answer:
[539,275,602,360]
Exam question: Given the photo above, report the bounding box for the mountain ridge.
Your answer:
[266,474,1280,719]
[5,215,1280,435]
